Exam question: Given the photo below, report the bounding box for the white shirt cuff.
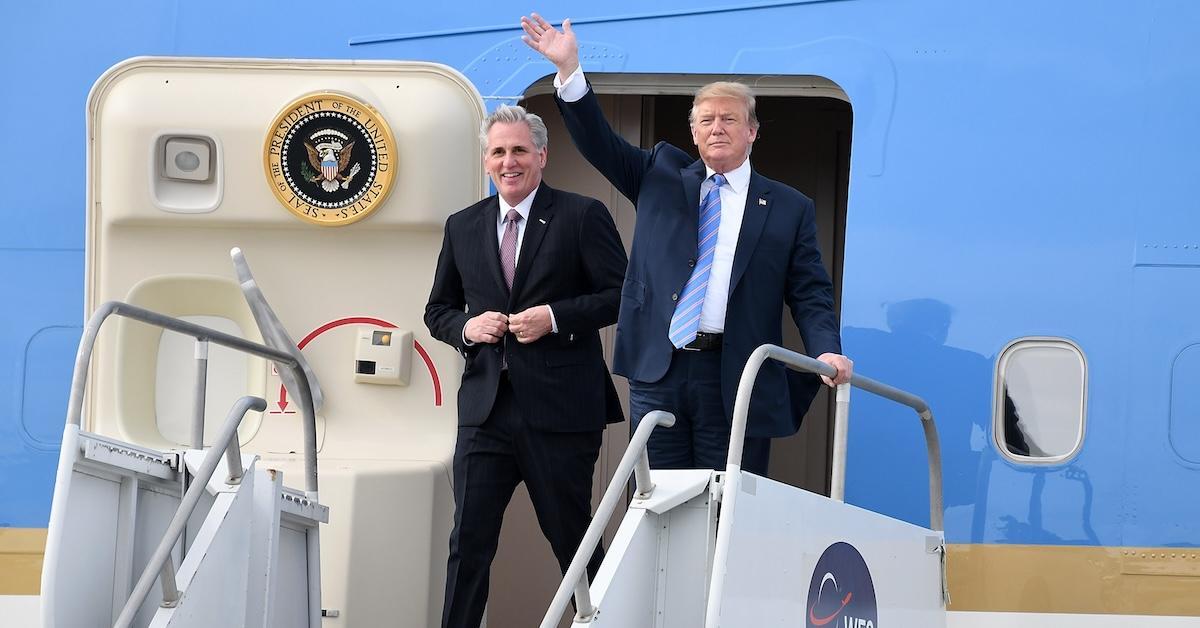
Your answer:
[554,65,588,102]
[546,304,559,334]
[461,324,475,347]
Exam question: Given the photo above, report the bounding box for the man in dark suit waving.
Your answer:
[521,14,853,477]
[425,105,627,628]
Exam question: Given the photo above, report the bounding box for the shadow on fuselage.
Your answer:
[842,298,988,528]
[842,298,1097,545]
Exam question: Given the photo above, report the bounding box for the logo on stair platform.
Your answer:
[264,92,396,226]
[806,542,878,628]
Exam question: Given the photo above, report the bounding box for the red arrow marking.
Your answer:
[276,316,442,408]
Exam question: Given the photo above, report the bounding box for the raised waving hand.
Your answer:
[520,13,580,81]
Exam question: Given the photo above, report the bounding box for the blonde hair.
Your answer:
[689,81,759,129]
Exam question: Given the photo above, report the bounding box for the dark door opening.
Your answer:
[489,84,852,628]
[645,93,852,492]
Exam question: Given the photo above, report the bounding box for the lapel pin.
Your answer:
[758,198,767,206]
[538,218,546,224]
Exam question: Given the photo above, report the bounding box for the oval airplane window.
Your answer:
[993,337,1088,463]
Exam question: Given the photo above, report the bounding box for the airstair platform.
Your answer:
[40,249,328,628]
[542,345,948,628]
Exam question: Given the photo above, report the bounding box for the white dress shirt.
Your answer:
[556,66,748,333]
[696,161,749,333]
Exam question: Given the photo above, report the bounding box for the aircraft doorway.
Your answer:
[490,77,852,628]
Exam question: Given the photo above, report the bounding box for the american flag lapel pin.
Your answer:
[758,198,767,206]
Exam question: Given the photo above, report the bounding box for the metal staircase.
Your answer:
[40,249,327,628]
[542,345,949,628]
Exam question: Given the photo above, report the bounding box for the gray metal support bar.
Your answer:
[191,340,209,449]
[225,429,244,485]
[830,383,851,502]
[572,576,594,623]
[158,556,179,608]
[633,455,654,499]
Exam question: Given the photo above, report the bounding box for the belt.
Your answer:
[680,331,723,352]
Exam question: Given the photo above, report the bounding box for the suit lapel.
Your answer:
[478,196,507,293]
[508,185,554,307]
[728,171,771,295]
[679,161,706,246]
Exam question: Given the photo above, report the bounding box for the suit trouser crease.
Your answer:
[442,378,604,628]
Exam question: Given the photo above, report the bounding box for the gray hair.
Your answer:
[479,105,549,152]
[689,81,759,130]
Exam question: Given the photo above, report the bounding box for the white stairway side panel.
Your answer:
[270,525,313,628]
[150,475,255,627]
[128,484,183,628]
[245,466,284,627]
[657,494,713,628]
[588,509,659,626]
[47,469,122,628]
[719,472,944,628]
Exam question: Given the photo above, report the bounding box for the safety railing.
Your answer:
[704,344,944,627]
[62,300,321,621]
[539,410,676,628]
[113,395,266,627]
[64,300,319,493]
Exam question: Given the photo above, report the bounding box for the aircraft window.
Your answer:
[155,315,251,446]
[993,338,1087,463]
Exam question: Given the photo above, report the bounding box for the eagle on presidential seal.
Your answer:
[303,131,362,193]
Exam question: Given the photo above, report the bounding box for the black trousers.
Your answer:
[441,375,605,628]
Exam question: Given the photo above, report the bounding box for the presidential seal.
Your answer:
[264,92,396,226]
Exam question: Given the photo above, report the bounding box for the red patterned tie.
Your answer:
[500,208,520,289]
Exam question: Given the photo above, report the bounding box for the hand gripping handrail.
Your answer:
[705,344,943,627]
[539,410,676,628]
[112,395,267,628]
[64,300,320,494]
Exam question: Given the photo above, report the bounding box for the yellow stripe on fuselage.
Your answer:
[948,544,1200,616]
[0,528,46,595]
[5,532,1199,613]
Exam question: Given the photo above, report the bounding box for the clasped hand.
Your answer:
[465,307,552,345]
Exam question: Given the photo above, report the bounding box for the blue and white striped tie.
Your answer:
[668,173,725,348]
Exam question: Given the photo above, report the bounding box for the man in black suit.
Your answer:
[521,14,853,477]
[425,104,627,628]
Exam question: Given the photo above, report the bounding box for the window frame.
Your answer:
[992,336,1089,465]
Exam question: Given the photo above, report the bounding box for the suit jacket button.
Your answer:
[688,259,696,268]
[671,292,679,301]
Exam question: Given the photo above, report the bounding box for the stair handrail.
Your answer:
[230,247,325,413]
[539,410,676,628]
[64,300,320,494]
[704,343,944,627]
[112,395,267,628]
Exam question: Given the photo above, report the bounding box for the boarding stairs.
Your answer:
[542,345,949,628]
[40,249,329,628]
